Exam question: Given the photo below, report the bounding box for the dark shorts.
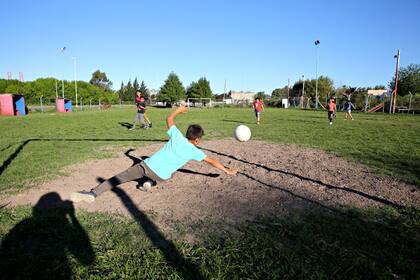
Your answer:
[255,110,261,117]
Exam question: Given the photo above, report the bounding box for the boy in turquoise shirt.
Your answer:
[71,105,237,203]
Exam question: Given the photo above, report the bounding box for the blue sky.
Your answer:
[1,0,419,94]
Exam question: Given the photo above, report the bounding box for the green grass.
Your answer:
[1,107,419,192]
[0,204,419,279]
[1,107,420,279]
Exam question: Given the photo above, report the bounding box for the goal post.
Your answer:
[186,98,212,108]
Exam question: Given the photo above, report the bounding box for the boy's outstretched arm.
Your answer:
[204,156,238,175]
[166,105,188,129]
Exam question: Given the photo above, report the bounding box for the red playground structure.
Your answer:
[0,93,27,116]
[56,98,73,113]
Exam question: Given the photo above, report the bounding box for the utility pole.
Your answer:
[60,46,66,98]
[302,75,305,108]
[72,57,78,109]
[223,79,226,102]
[314,40,320,109]
[392,49,400,114]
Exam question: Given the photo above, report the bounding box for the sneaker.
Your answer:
[129,126,136,130]
[70,191,96,203]
[149,123,152,128]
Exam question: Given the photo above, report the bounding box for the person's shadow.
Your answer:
[0,192,95,280]
[118,122,133,129]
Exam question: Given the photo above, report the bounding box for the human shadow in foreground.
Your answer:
[96,178,204,280]
[0,192,95,280]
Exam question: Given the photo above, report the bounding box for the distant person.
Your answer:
[130,92,150,130]
[252,97,265,125]
[344,93,354,120]
[135,90,152,128]
[327,96,336,125]
[71,105,237,203]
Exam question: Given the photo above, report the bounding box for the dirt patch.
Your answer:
[2,140,419,238]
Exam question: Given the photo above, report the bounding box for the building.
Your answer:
[230,91,256,104]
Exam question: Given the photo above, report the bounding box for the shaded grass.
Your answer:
[0,107,419,193]
[0,205,418,279]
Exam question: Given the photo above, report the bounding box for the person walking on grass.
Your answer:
[252,97,264,125]
[344,93,354,120]
[327,96,336,125]
[71,105,238,203]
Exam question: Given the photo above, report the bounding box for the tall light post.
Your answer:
[314,40,320,109]
[301,75,305,108]
[392,49,400,114]
[60,46,66,98]
[72,57,78,108]
[302,75,305,97]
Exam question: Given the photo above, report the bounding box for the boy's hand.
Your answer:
[176,105,188,114]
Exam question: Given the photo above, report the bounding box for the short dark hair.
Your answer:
[186,124,204,140]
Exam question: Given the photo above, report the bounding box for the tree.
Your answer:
[89,70,113,90]
[292,76,334,104]
[389,64,420,96]
[133,77,139,91]
[125,79,134,101]
[254,91,266,101]
[158,72,186,105]
[186,77,212,99]
[271,86,289,99]
[118,81,125,101]
[139,81,149,100]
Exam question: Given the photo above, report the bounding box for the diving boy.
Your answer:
[71,105,237,203]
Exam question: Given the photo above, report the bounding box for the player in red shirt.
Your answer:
[252,97,264,125]
[327,96,336,125]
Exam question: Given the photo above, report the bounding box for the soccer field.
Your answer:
[0,107,419,279]
[1,107,419,191]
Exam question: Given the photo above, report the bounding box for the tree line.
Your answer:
[1,64,418,108]
[268,64,419,109]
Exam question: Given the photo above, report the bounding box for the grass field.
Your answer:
[1,107,419,279]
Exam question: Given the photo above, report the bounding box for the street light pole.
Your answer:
[302,75,305,108]
[302,75,305,97]
[392,49,400,114]
[72,57,78,109]
[314,40,320,109]
[60,46,66,98]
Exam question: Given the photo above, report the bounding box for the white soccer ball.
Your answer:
[234,125,251,142]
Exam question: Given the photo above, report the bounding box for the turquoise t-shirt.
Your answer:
[144,126,206,180]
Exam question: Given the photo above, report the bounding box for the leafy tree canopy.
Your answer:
[186,77,212,99]
[389,64,420,96]
[89,70,113,91]
[158,72,185,104]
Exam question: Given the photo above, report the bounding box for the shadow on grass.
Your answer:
[202,147,412,211]
[118,122,133,129]
[0,192,95,279]
[0,138,166,177]
[222,119,254,124]
[209,207,420,279]
[97,178,204,280]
